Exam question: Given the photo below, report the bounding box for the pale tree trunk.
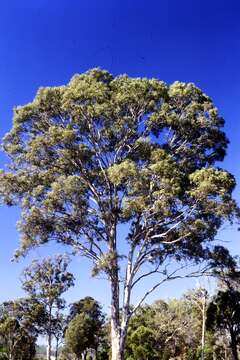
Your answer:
[110,265,123,360]
[108,215,135,360]
[92,349,97,360]
[47,333,52,360]
[47,304,53,360]
[87,348,96,360]
[201,294,206,360]
[111,319,122,360]
[81,351,87,360]
[118,248,134,360]
[109,220,124,360]
[224,344,228,360]
[55,337,59,360]
[212,346,217,360]
[9,337,20,360]
[110,238,133,360]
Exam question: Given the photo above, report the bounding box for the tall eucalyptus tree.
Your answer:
[0,69,238,359]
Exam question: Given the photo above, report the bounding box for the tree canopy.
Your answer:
[1,69,237,263]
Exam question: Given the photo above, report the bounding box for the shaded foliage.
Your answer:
[207,289,240,360]
[63,297,105,359]
[0,300,37,360]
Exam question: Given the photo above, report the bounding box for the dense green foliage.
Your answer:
[207,289,240,360]
[63,297,105,359]
[127,325,157,360]
[68,296,105,326]
[64,313,97,359]
[0,300,39,360]
[125,290,236,360]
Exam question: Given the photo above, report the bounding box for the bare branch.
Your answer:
[131,261,163,288]
[150,205,196,240]
[69,239,101,263]
[131,265,212,315]
[161,233,191,244]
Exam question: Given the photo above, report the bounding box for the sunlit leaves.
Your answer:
[0,68,237,269]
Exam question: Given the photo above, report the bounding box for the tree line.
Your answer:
[1,255,240,359]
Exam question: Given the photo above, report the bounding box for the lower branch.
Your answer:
[131,265,212,315]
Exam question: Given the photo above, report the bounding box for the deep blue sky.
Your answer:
[0,0,240,309]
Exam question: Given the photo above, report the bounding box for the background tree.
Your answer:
[126,299,196,359]
[21,255,75,360]
[185,287,209,360]
[0,69,238,360]
[0,300,38,360]
[68,297,103,323]
[153,298,199,358]
[96,322,111,360]
[126,292,224,360]
[68,297,105,347]
[0,318,36,360]
[64,312,96,360]
[0,298,47,338]
[64,297,105,360]
[207,289,240,360]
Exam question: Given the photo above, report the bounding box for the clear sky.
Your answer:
[0,0,240,311]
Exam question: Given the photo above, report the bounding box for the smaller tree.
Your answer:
[0,302,37,360]
[0,298,47,337]
[207,289,240,360]
[64,297,105,359]
[0,298,46,360]
[185,288,209,360]
[21,255,75,360]
[64,313,95,360]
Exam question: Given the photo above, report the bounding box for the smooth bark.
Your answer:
[46,333,52,360]
[55,338,59,360]
[201,293,207,360]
